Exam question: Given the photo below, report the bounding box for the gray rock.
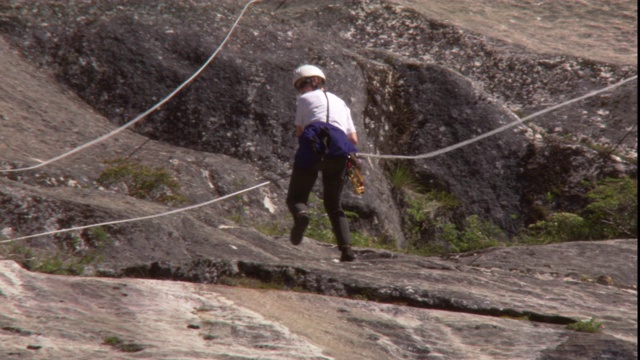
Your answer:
[1,237,636,359]
[1,0,635,242]
[0,1,637,359]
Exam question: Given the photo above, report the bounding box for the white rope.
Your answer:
[0,0,635,247]
[0,181,270,244]
[1,76,635,244]
[359,75,638,160]
[0,0,265,173]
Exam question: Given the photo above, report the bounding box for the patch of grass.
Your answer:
[88,226,110,244]
[401,188,461,250]
[345,211,394,249]
[522,212,589,245]
[440,215,503,253]
[255,220,288,237]
[28,251,101,276]
[103,336,121,346]
[566,317,603,333]
[2,326,34,336]
[229,205,247,225]
[305,194,335,244]
[218,276,239,287]
[236,276,283,290]
[37,255,68,275]
[425,190,461,209]
[249,174,635,258]
[97,158,187,205]
[387,162,422,191]
[582,177,637,239]
[404,193,433,242]
[0,227,109,275]
[518,176,637,244]
[103,336,145,353]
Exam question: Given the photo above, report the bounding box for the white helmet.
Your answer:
[292,65,326,88]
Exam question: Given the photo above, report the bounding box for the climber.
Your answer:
[286,64,359,262]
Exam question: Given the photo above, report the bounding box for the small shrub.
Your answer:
[402,189,459,243]
[525,212,589,244]
[425,190,461,209]
[567,317,603,333]
[441,215,503,253]
[103,336,122,346]
[582,177,637,239]
[2,230,107,275]
[255,220,288,237]
[97,159,186,204]
[37,255,68,275]
[404,193,431,242]
[387,162,422,191]
[88,226,110,244]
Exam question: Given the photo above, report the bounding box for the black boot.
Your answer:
[290,211,309,245]
[329,212,355,261]
[340,245,355,262]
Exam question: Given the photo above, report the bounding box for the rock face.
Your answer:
[0,1,637,359]
[0,0,636,242]
[1,238,637,359]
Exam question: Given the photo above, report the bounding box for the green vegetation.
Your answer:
[402,189,460,247]
[2,326,33,336]
[440,215,503,253]
[522,212,589,244]
[387,162,423,191]
[103,336,145,352]
[254,220,288,237]
[0,227,110,275]
[385,161,502,255]
[293,194,391,249]
[522,177,637,244]
[97,158,186,205]
[383,162,636,256]
[582,177,637,239]
[345,210,390,248]
[566,317,603,333]
[304,193,335,243]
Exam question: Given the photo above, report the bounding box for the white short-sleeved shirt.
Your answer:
[295,89,356,135]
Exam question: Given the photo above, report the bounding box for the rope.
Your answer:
[2,76,636,244]
[0,0,265,173]
[358,75,638,160]
[0,181,270,244]
[0,0,636,246]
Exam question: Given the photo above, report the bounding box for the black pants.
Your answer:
[286,157,351,249]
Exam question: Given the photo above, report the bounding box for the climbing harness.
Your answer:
[323,90,364,195]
